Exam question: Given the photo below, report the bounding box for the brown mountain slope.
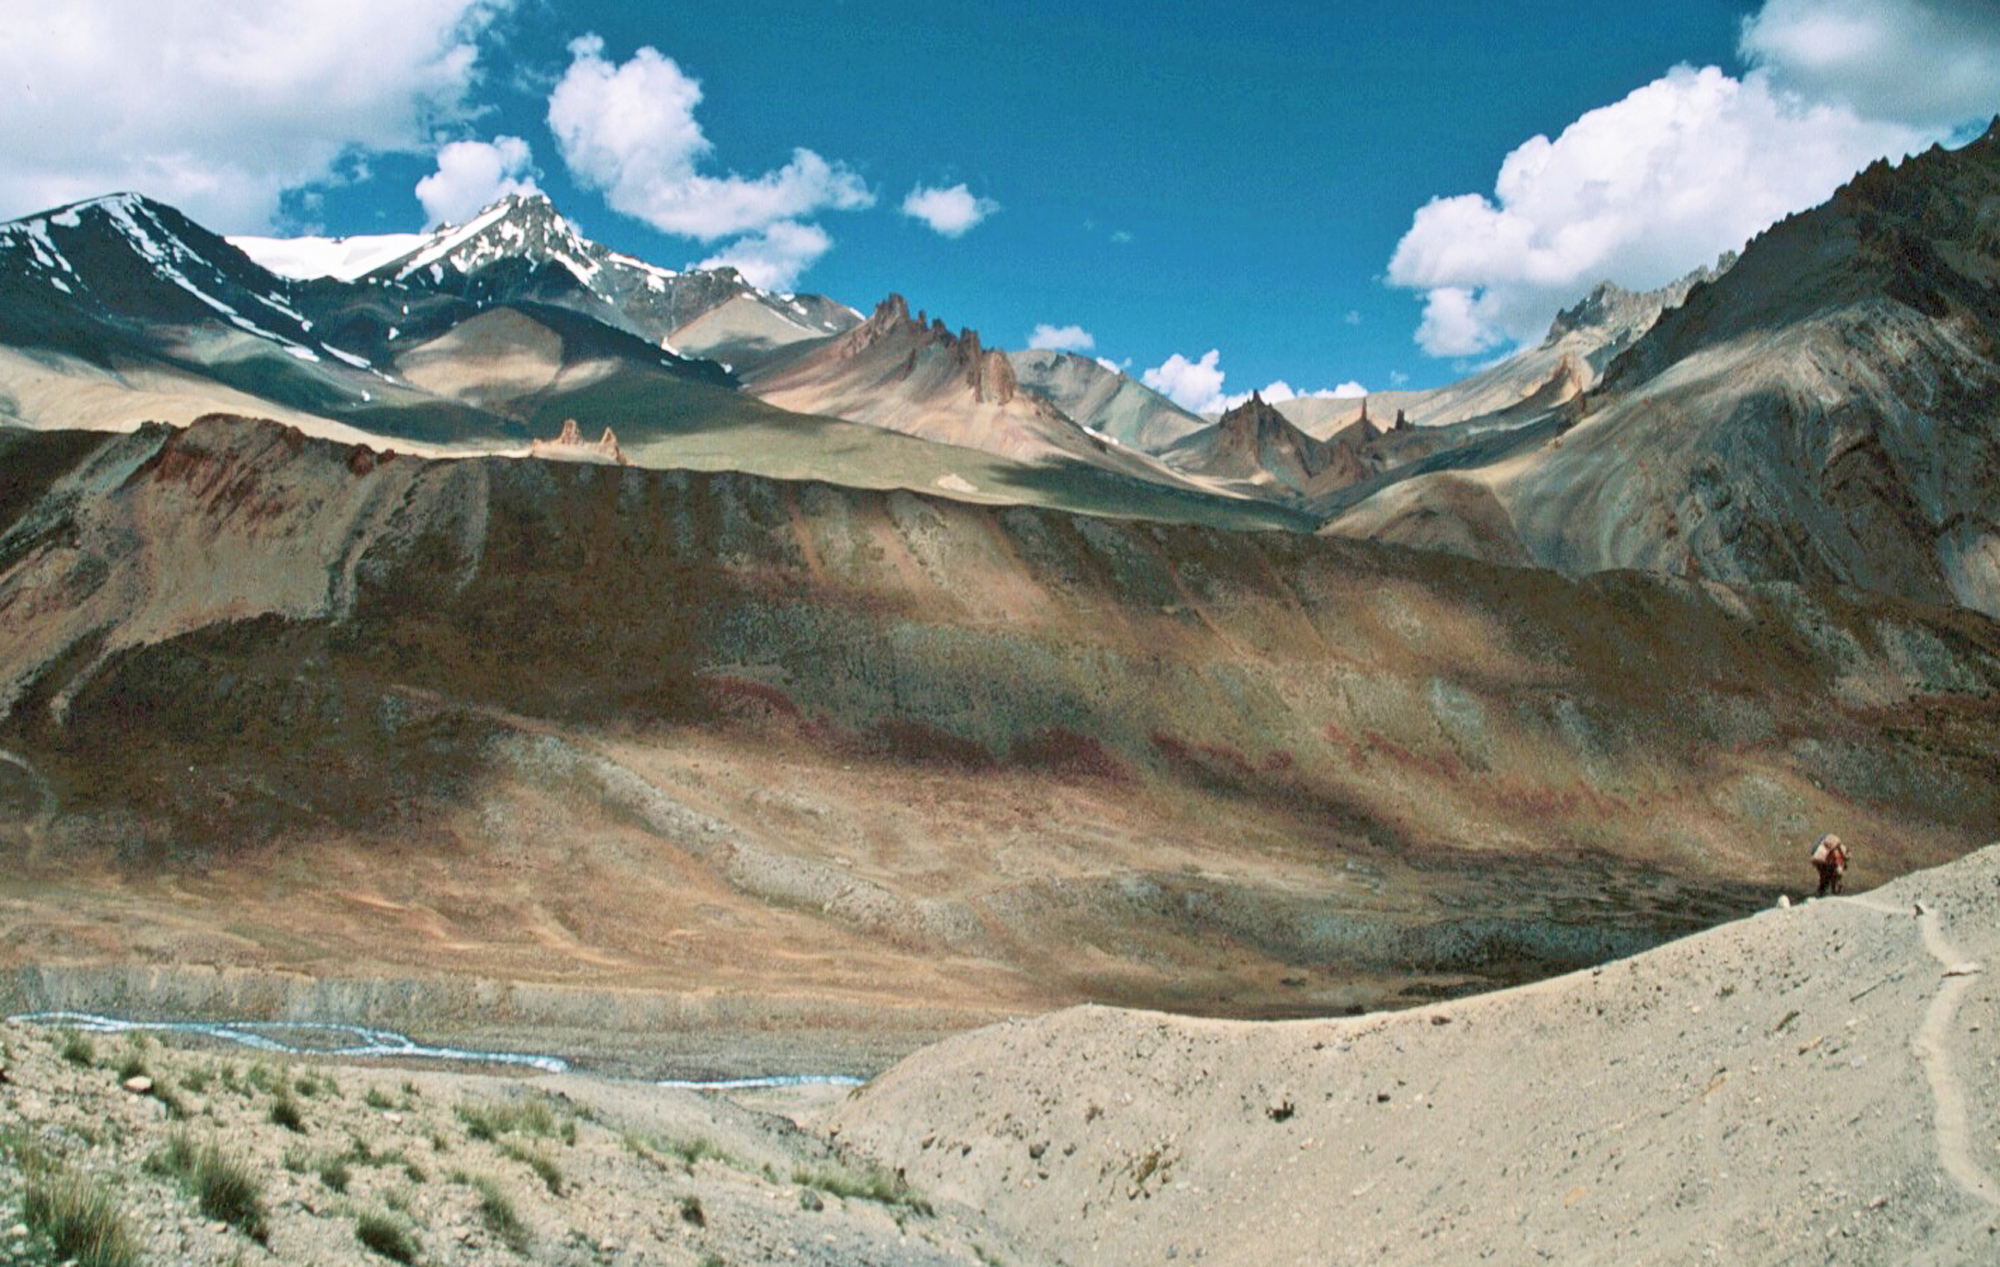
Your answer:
[1165,393,1381,498]
[1326,121,2000,616]
[3,416,1998,1065]
[744,296,1227,492]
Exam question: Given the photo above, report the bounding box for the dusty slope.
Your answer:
[833,844,2000,1265]
[2,417,1998,1066]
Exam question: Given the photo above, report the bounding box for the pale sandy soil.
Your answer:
[830,844,2000,1265]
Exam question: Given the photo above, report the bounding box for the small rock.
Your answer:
[383,1111,403,1124]
[1776,895,1791,910]
[1943,962,1982,978]
[123,1075,153,1094]
[1266,1096,1295,1122]
[9,1221,28,1239]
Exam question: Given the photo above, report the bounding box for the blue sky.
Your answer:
[3,1,1996,402]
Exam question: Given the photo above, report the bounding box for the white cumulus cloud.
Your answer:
[415,135,540,227]
[1028,323,1095,352]
[1217,380,1368,412]
[548,36,873,240]
[0,0,508,229]
[546,34,871,284]
[900,183,1000,237]
[1143,350,1230,415]
[1144,350,1364,415]
[696,221,831,291]
[1387,62,1927,356]
[1741,0,2000,131]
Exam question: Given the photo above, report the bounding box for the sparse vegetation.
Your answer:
[456,1094,562,1141]
[319,1155,352,1193]
[462,1173,531,1254]
[499,1138,564,1196]
[20,1147,140,1267]
[146,1131,270,1242]
[354,1209,420,1263]
[269,1090,306,1133]
[793,1159,933,1215]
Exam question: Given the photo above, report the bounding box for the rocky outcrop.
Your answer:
[1166,392,1381,497]
[529,417,626,465]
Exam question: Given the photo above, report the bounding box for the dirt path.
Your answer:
[1852,893,2000,1211]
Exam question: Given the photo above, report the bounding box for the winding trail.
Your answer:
[1849,895,1999,1211]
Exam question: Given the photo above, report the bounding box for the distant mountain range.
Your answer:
[4,118,1998,614]
[1325,118,2000,617]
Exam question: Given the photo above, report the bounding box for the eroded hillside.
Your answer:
[2,416,1998,1067]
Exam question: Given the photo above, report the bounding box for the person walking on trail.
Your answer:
[1810,833,1850,896]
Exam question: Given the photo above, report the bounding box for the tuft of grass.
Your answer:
[698,1256,726,1267]
[498,1139,563,1196]
[354,1209,420,1263]
[455,1095,560,1142]
[269,1092,306,1134]
[117,1052,149,1082]
[465,1174,530,1254]
[402,1159,428,1184]
[793,1159,933,1216]
[662,1133,737,1169]
[678,1194,706,1227]
[245,1063,277,1094]
[181,1066,213,1094]
[22,1149,140,1267]
[147,1132,269,1242]
[385,1185,414,1213]
[365,1087,396,1110]
[59,1031,97,1067]
[319,1156,352,1193]
[282,1145,312,1174]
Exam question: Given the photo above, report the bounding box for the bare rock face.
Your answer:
[529,418,627,465]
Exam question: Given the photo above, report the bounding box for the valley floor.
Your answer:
[2,847,1994,1265]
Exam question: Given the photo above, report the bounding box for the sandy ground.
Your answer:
[830,844,2000,1265]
